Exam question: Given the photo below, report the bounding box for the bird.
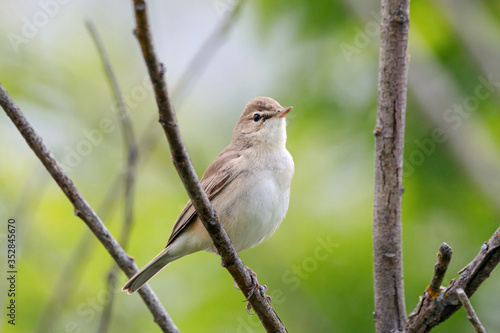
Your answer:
[122,96,294,294]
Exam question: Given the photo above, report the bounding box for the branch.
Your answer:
[36,185,118,333]
[408,42,500,212]
[405,226,500,332]
[456,288,487,333]
[85,19,140,333]
[131,1,287,331]
[427,243,453,299]
[86,20,138,160]
[0,82,179,333]
[372,0,410,331]
[172,0,245,101]
[37,7,243,329]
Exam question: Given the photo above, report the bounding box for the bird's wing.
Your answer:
[165,147,242,247]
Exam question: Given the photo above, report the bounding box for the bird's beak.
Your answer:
[272,106,293,119]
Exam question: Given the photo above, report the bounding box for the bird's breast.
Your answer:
[218,149,294,252]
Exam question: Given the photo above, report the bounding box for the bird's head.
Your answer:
[232,97,292,149]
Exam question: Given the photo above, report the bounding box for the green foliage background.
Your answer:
[1,0,499,332]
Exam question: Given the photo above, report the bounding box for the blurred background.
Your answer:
[1,0,500,332]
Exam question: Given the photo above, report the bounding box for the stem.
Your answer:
[372,0,410,331]
[86,19,140,333]
[456,288,486,333]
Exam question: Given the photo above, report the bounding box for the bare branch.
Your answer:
[131,1,287,331]
[456,288,487,333]
[0,83,179,333]
[86,20,138,159]
[427,243,453,299]
[409,47,500,213]
[98,267,118,333]
[86,19,140,333]
[37,7,243,329]
[172,0,245,101]
[372,0,410,331]
[36,185,118,333]
[405,226,500,332]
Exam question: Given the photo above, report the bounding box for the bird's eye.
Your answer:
[253,113,261,122]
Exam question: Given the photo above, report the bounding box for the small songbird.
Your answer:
[123,97,294,294]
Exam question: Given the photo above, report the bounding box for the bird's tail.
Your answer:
[122,248,172,294]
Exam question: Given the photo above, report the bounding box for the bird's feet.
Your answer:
[241,266,272,314]
[245,266,258,299]
[226,262,272,313]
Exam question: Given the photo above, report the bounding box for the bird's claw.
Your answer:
[244,266,259,300]
[246,301,254,314]
[243,267,272,314]
[245,285,271,314]
[260,285,272,304]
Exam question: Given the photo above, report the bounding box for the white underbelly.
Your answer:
[220,170,291,252]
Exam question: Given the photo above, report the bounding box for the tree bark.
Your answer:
[372,0,410,332]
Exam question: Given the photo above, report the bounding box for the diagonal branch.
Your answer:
[0,82,179,333]
[86,19,140,333]
[172,0,245,101]
[405,226,500,332]
[456,288,487,333]
[131,1,287,331]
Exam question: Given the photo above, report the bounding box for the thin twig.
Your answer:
[36,6,244,329]
[86,20,138,168]
[86,19,140,333]
[372,0,410,332]
[0,82,179,333]
[456,288,487,333]
[408,39,500,213]
[98,266,118,333]
[427,243,453,299]
[131,1,287,331]
[133,0,245,172]
[172,0,245,101]
[405,227,500,332]
[36,231,96,333]
[36,177,119,333]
